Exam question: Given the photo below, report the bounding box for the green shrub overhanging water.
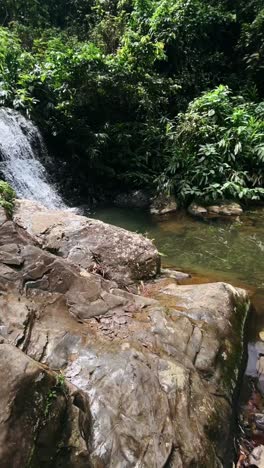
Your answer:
[157,85,264,203]
[0,0,263,203]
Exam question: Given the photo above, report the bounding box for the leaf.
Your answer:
[234,142,242,155]
[208,109,215,117]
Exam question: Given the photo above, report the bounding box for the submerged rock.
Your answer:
[188,201,243,218]
[150,193,178,215]
[0,204,250,467]
[14,199,160,286]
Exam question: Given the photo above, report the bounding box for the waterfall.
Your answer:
[0,108,66,209]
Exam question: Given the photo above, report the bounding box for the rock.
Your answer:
[0,206,250,467]
[150,193,178,215]
[0,208,7,226]
[260,331,264,341]
[207,202,243,216]
[114,190,150,208]
[0,341,90,467]
[148,279,249,388]
[160,267,191,280]
[188,202,208,217]
[249,445,264,468]
[255,414,264,431]
[188,201,243,218]
[14,199,160,286]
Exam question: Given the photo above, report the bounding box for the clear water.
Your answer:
[92,206,264,293]
[0,108,66,210]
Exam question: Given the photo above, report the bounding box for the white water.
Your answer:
[0,108,66,209]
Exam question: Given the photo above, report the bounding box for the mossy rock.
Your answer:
[0,181,16,216]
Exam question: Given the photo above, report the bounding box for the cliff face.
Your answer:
[0,201,249,467]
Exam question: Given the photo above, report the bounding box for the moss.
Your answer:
[0,181,16,216]
[44,373,67,417]
[219,297,250,395]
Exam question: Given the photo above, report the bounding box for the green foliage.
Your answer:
[158,86,264,203]
[44,373,67,417]
[239,7,264,96]
[0,1,263,203]
[0,181,16,215]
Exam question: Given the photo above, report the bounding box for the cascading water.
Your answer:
[0,108,66,209]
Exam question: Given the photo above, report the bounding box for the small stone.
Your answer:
[188,203,207,217]
[113,316,127,325]
[249,445,264,468]
[259,331,264,341]
[255,413,264,431]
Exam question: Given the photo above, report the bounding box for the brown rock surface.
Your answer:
[0,205,250,467]
[0,341,90,467]
[13,199,160,286]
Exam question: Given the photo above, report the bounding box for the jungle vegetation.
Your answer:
[0,0,263,203]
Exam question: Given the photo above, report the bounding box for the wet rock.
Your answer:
[188,201,243,218]
[14,199,160,286]
[150,193,178,215]
[188,202,208,217]
[114,190,150,208]
[207,202,243,216]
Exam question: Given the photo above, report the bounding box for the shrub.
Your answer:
[158,85,264,203]
[0,181,16,215]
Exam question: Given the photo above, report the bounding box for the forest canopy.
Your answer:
[0,0,263,202]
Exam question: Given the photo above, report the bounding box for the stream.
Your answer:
[92,205,264,465]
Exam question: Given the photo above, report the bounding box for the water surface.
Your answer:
[92,205,264,292]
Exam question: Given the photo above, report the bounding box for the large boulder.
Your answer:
[0,340,90,467]
[0,213,250,467]
[13,199,160,286]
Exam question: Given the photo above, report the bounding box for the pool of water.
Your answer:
[92,206,263,289]
[92,204,264,464]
